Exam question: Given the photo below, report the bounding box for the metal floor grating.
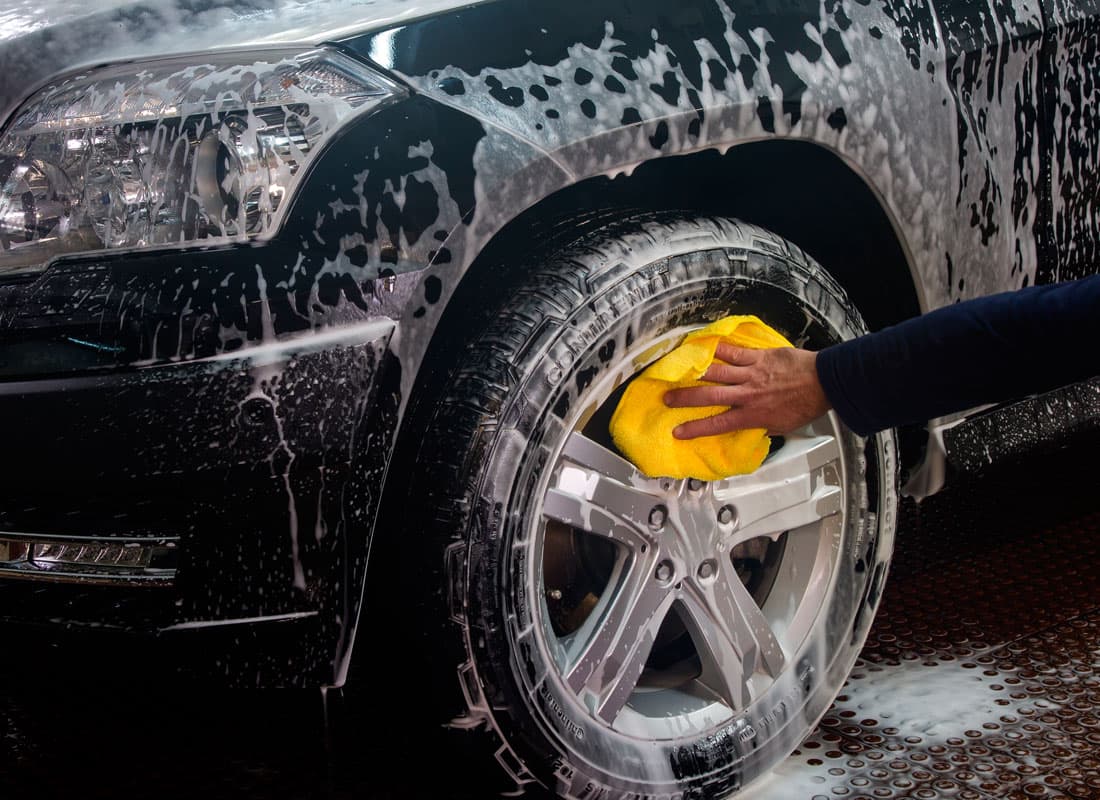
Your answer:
[748,445,1100,800]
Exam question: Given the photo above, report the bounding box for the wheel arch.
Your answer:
[420,139,923,364]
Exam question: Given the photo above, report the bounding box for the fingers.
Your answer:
[700,362,751,384]
[712,343,760,367]
[673,409,748,439]
[700,344,759,382]
[663,345,769,436]
[664,384,745,408]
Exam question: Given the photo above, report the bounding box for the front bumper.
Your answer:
[0,576,329,685]
[0,242,397,685]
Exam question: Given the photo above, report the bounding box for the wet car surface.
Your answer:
[2,437,1096,800]
[3,1,1100,796]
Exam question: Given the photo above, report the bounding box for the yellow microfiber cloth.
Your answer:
[609,316,793,480]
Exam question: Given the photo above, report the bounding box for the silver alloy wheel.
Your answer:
[533,326,847,740]
[396,213,897,798]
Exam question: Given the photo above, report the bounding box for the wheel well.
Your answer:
[460,139,921,334]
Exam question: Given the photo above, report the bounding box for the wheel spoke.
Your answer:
[543,488,654,555]
[730,482,843,545]
[681,556,786,712]
[545,432,665,546]
[563,564,674,723]
[560,431,644,487]
[714,434,843,545]
[678,592,754,710]
[748,434,840,485]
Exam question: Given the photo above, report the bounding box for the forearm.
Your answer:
[817,275,1100,436]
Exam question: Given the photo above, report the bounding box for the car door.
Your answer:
[1041,0,1100,283]
[932,0,1050,296]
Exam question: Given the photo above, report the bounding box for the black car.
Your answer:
[1,1,1097,796]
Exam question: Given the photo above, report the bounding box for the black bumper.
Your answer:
[0,245,398,685]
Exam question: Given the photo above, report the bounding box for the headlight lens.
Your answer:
[0,47,399,275]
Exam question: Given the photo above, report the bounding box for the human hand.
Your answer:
[663,344,831,437]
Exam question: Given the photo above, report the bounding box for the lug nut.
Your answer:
[648,505,668,530]
[655,560,674,582]
[697,559,717,580]
[688,478,705,492]
[548,589,563,601]
[717,505,737,525]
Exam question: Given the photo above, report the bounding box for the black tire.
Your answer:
[389,213,897,799]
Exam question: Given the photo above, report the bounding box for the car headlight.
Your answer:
[0,47,400,275]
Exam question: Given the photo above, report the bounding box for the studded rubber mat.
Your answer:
[747,444,1100,800]
[0,444,1097,799]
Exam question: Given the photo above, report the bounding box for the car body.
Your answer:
[1,0,1097,783]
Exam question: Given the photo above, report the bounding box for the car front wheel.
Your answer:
[390,212,897,798]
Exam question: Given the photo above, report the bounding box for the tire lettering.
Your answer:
[539,682,586,740]
[849,515,866,559]
[514,549,529,627]
[757,699,789,731]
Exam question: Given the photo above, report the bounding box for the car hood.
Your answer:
[0,0,483,125]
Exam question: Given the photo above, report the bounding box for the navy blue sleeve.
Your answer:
[815,275,1100,436]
